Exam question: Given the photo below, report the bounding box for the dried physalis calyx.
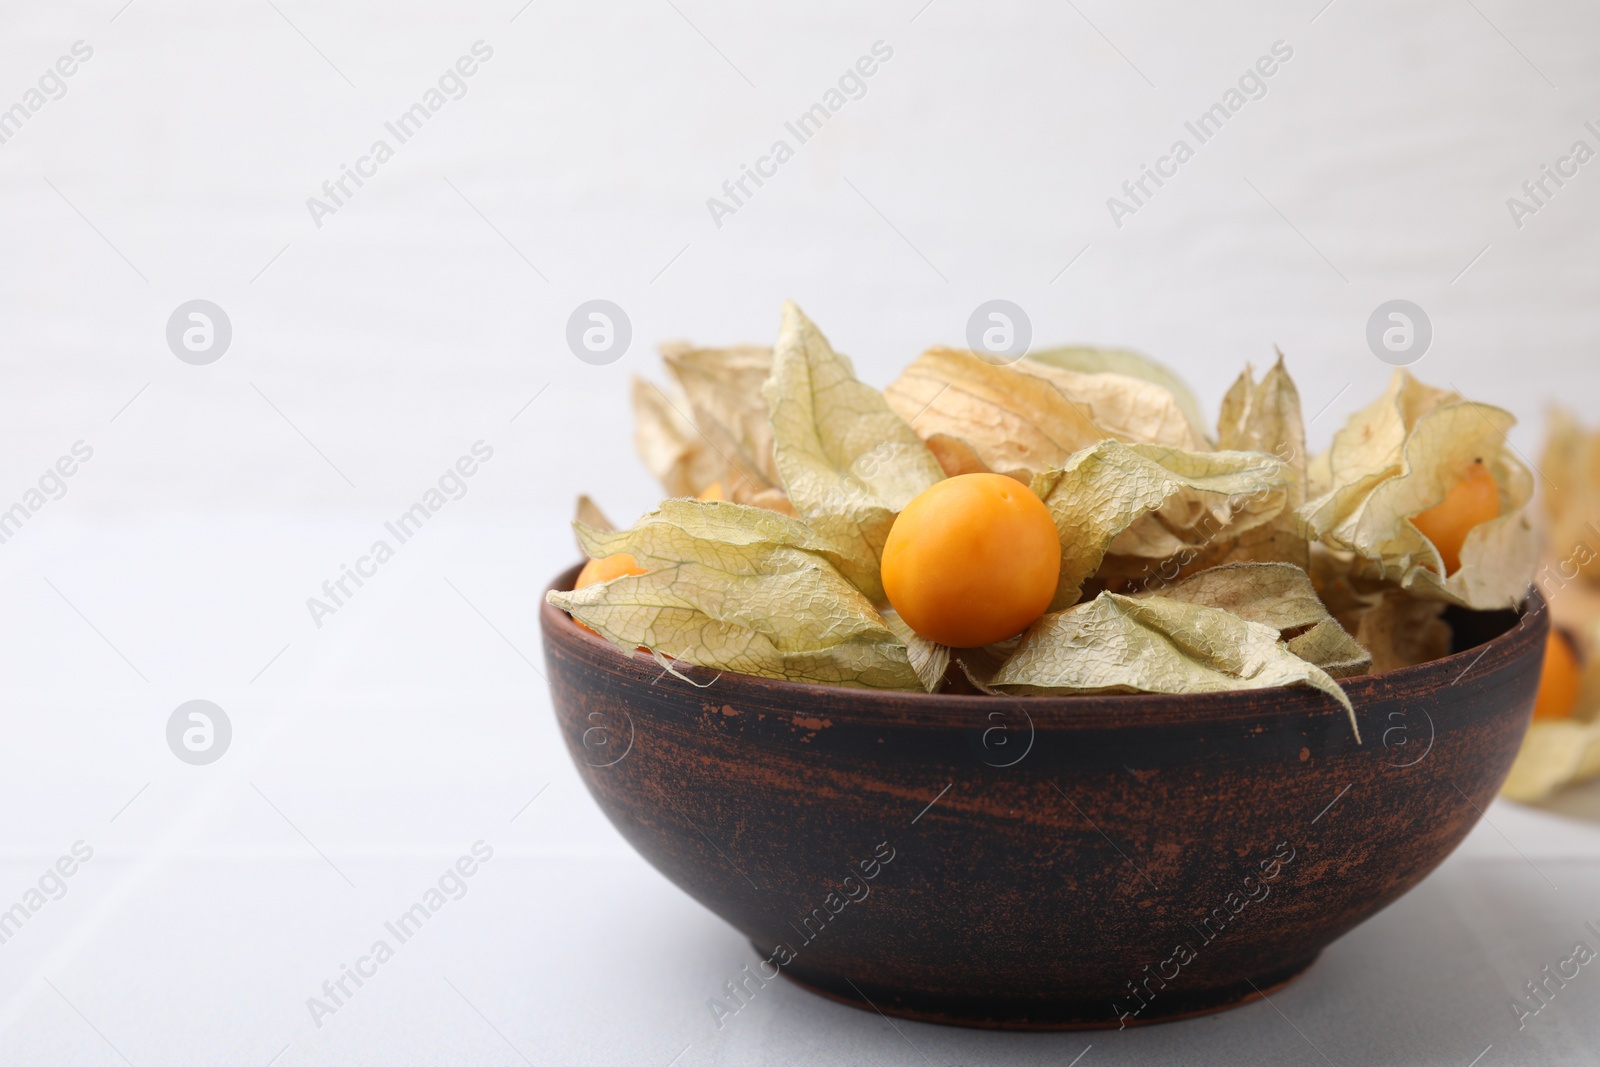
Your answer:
[1502,623,1600,802]
[632,342,797,514]
[1300,369,1537,611]
[561,303,1539,740]
[883,345,1207,482]
[1541,408,1600,585]
[1409,457,1499,575]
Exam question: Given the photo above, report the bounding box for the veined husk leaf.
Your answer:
[1027,345,1210,443]
[739,487,799,515]
[1351,588,1452,674]
[883,347,1207,481]
[1102,479,1290,572]
[1212,355,1311,571]
[1029,440,1293,611]
[990,592,1357,737]
[1359,405,1535,609]
[632,376,724,498]
[882,607,950,693]
[1287,621,1375,680]
[1307,542,1370,633]
[574,495,616,552]
[635,343,795,512]
[1303,369,1459,523]
[1541,408,1600,583]
[660,341,782,495]
[1503,720,1600,802]
[574,498,831,566]
[1300,369,1537,611]
[1503,622,1600,800]
[922,433,991,478]
[551,499,921,690]
[763,302,944,602]
[1309,546,1451,674]
[1144,562,1370,677]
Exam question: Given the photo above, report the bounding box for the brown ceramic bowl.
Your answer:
[541,564,1545,1029]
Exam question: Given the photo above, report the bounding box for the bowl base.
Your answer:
[766,947,1321,1030]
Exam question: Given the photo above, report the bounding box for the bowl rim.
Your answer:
[541,562,1547,727]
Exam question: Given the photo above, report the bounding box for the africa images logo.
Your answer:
[1105,40,1294,228]
[705,41,894,228]
[0,41,94,148]
[305,442,494,627]
[305,42,495,229]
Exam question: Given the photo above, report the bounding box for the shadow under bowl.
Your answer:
[540,565,1544,1029]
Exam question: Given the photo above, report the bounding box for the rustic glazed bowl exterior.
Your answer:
[541,565,1546,1029]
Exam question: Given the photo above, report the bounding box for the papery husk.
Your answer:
[633,343,795,513]
[1507,568,1600,802]
[741,488,799,516]
[883,346,1207,481]
[1308,547,1453,675]
[574,497,831,566]
[923,433,993,478]
[1307,543,1370,634]
[660,342,782,493]
[1537,545,1600,650]
[1541,408,1600,584]
[574,495,616,552]
[632,376,725,499]
[1144,562,1370,677]
[1103,477,1290,576]
[1351,588,1452,674]
[990,592,1356,737]
[1305,371,1459,528]
[882,607,951,693]
[552,499,921,690]
[1102,360,1308,571]
[597,305,1522,712]
[1300,369,1537,611]
[1210,355,1311,571]
[763,302,945,603]
[1288,621,1376,680]
[1026,345,1210,442]
[1501,719,1600,802]
[1030,440,1293,611]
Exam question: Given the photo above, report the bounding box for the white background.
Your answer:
[2,0,1600,1064]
